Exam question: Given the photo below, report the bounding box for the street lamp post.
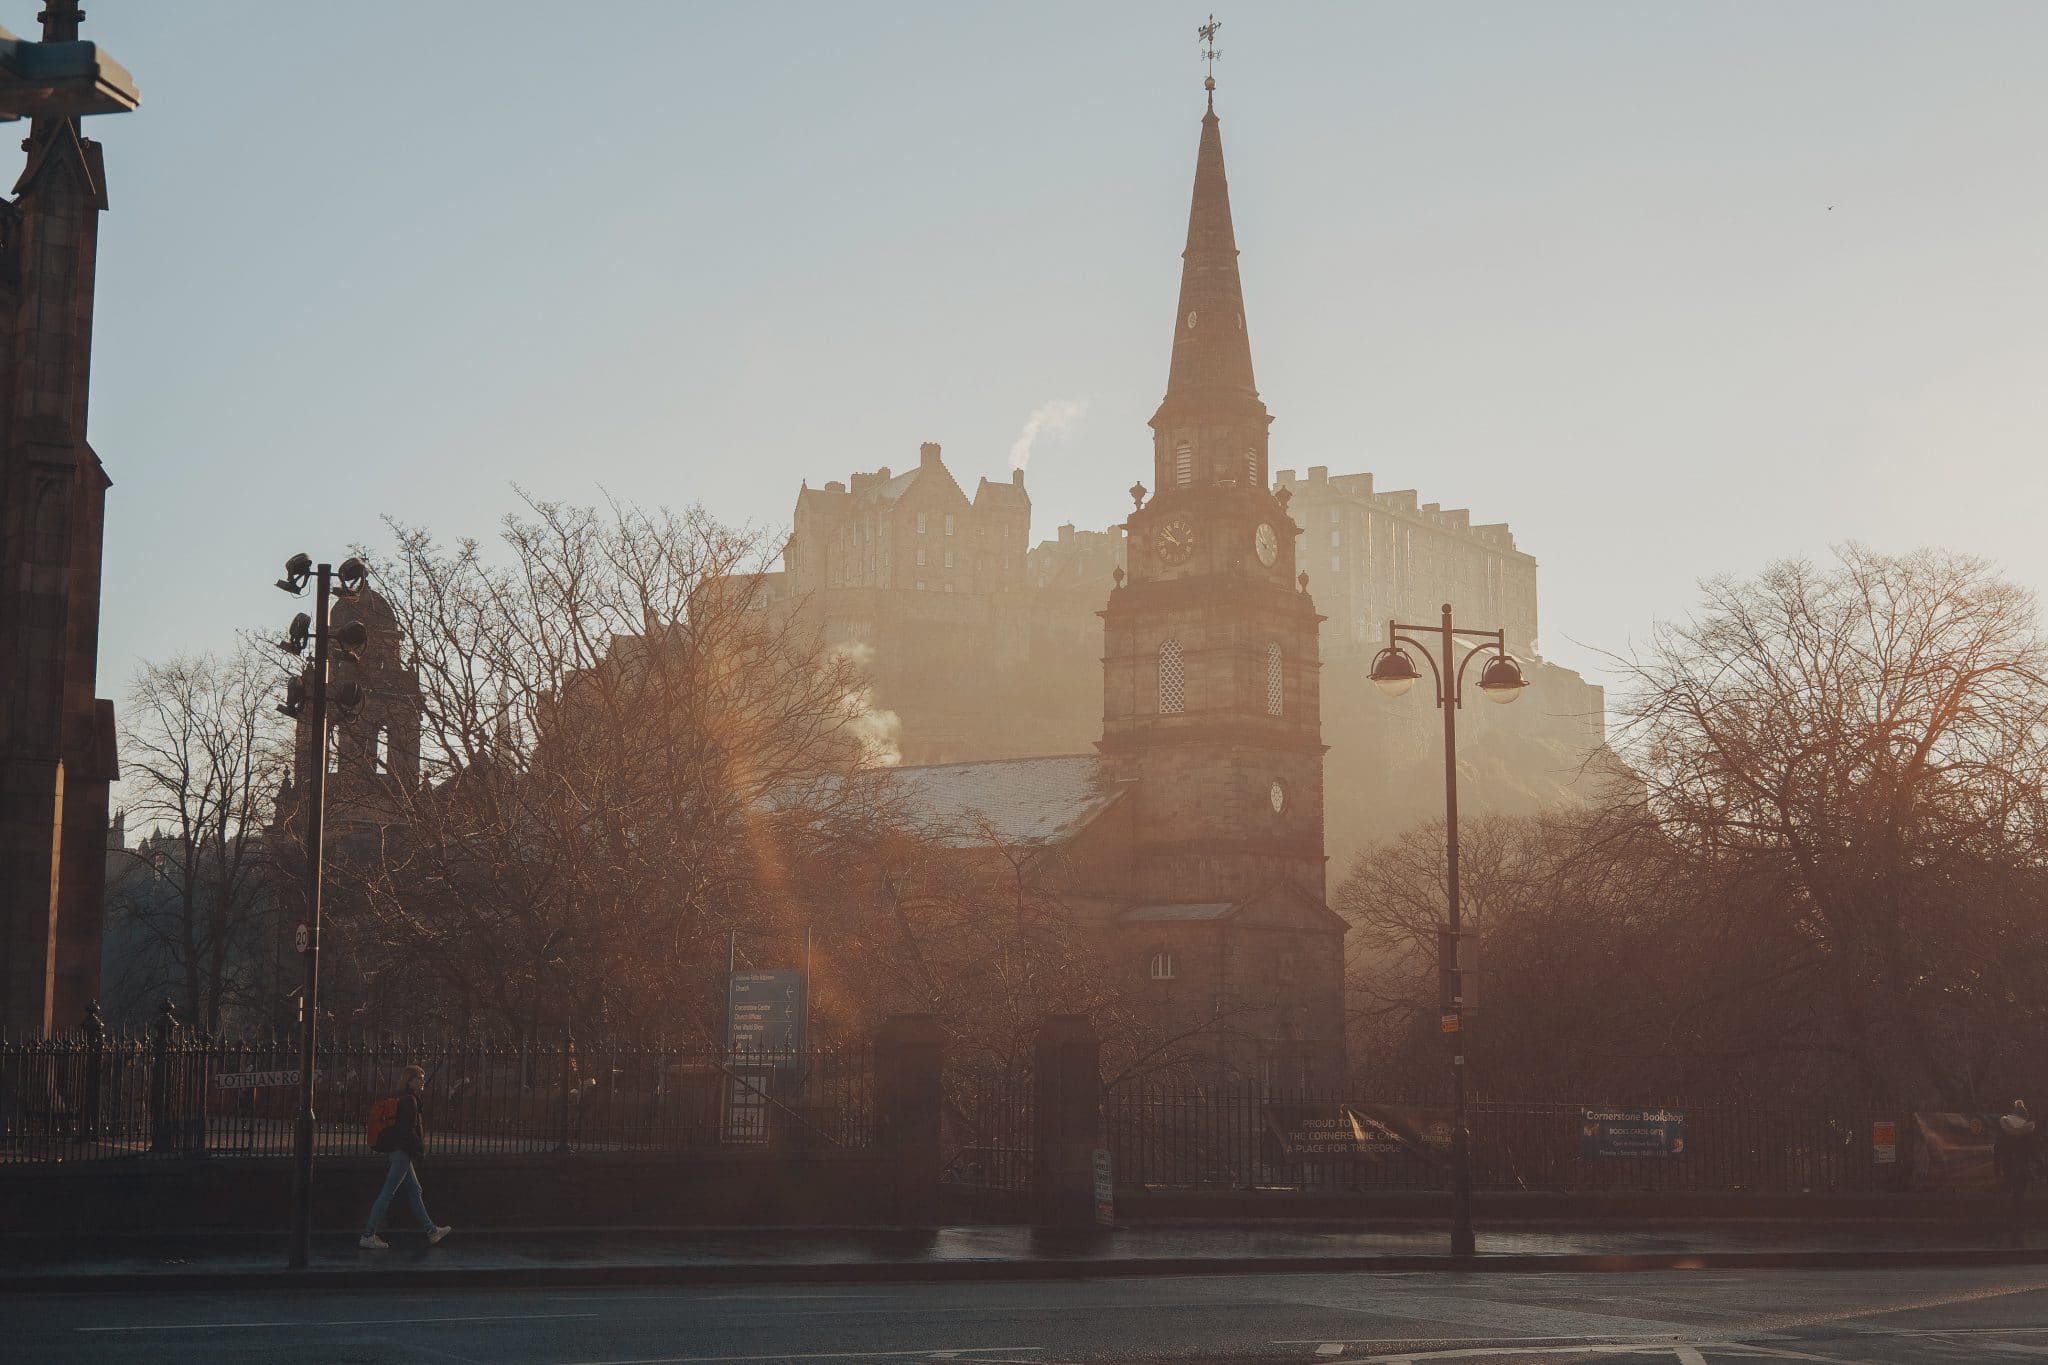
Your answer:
[1369,602,1528,1258]
[273,554,370,1269]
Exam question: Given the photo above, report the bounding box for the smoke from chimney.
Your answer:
[1009,399,1086,472]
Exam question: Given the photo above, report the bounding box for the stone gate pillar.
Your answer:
[876,1013,944,1228]
[1032,1013,1102,1229]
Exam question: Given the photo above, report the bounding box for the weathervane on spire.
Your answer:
[1198,14,1221,101]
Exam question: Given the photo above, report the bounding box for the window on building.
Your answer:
[1331,554,1342,575]
[1158,639,1186,715]
[944,514,955,536]
[1246,448,1259,485]
[915,548,927,566]
[1150,952,1177,981]
[1266,643,1283,717]
[915,512,927,534]
[915,580,926,591]
[943,550,954,569]
[1330,529,1342,547]
[1329,507,1340,523]
[1174,443,1193,486]
[943,582,954,593]
[371,727,390,776]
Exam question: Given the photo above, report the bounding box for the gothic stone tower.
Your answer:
[0,3,127,1034]
[1101,87,1328,911]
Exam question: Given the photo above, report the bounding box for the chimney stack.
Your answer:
[920,442,942,468]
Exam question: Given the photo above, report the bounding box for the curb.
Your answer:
[9,1245,2048,1294]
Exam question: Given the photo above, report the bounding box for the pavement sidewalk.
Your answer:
[9,1221,2048,1293]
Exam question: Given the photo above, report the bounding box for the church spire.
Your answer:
[1154,77,1262,426]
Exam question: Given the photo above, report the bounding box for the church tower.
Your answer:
[0,3,130,1034]
[1100,81,1327,910]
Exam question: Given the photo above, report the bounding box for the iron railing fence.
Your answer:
[1106,1079,1900,1194]
[0,1027,875,1164]
[941,1066,1036,1192]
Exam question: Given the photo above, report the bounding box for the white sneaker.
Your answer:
[358,1233,389,1250]
[427,1225,452,1246]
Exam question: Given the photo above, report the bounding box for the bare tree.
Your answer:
[1613,545,2048,1106]
[108,645,287,1031]
[322,495,886,1036]
[1337,805,1813,1101]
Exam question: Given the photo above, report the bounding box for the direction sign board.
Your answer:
[726,968,805,1054]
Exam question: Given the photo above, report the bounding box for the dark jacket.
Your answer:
[1994,1114,2038,1181]
[390,1090,426,1162]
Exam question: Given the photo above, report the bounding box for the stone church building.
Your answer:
[811,86,1355,1084]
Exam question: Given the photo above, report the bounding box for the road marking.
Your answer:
[80,1311,600,1333]
[1316,1347,1346,1356]
[564,1349,1045,1365]
[536,1301,864,1309]
[1275,1336,1684,1347]
[1348,1349,1705,1364]
[1674,1350,1708,1365]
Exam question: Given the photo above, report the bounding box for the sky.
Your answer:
[71,1,2048,700]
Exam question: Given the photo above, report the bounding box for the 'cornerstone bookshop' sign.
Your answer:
[1579,1106,1687,1158]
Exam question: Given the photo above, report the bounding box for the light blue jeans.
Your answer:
[364,1151,435,1234]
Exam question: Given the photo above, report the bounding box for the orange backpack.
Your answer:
[367,1096,399,1151]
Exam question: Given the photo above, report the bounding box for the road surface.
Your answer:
[9,1263,2048,1363]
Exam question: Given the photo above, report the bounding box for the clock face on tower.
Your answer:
[1156,518,1195,566]
[1254,523,1279,567]
[1269,780,1287,814]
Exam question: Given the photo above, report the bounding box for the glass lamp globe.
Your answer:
[1370,647,1421,698]
[1477,654,1529,704]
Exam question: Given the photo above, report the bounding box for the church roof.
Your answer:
[843,753,1124,848]
[1119,901,1236,922]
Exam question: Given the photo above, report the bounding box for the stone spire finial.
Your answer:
[39,2,83,42]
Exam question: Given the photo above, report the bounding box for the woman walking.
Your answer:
[360,1064,452,1249]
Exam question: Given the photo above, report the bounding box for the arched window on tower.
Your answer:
[1246,448,1259,486]
[1266,643,1284,717]
[371,726,390,776]
[1174,444,1193,486]
[1158,639,1186,715]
